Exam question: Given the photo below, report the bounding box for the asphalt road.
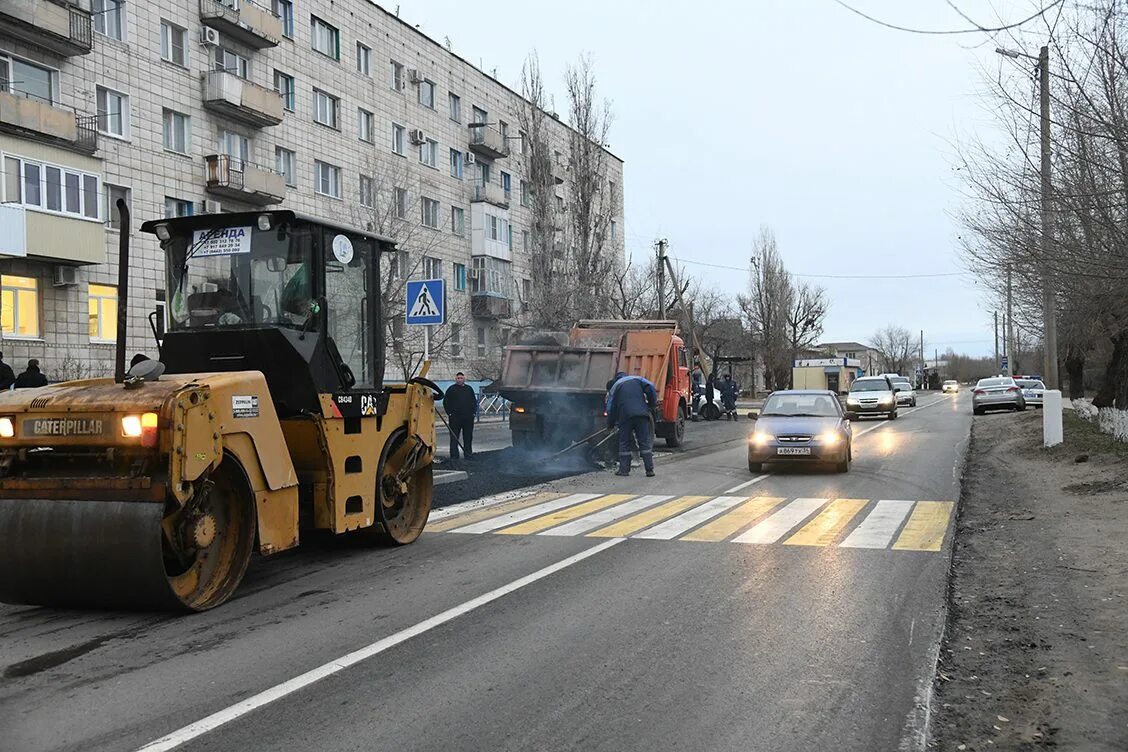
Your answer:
[0,391,971,752]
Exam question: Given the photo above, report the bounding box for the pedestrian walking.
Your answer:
[0,351,14,391]
[719,373,738,420]
[705,373,716,407]
[442,372,477,462]
[14,359,48,388]
[691,364,704,415]
[606,371,658,477]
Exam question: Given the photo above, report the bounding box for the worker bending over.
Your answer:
[606,371,658,477]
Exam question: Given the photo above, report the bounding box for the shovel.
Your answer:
[548,427,616,460]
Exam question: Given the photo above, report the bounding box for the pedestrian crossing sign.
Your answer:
[405,279,445,325]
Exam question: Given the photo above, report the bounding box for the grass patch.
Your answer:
[1041,410,1128,460]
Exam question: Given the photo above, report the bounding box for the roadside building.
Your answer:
[792,357,862,394]
[0,0,625,381]
[817,341,881,376]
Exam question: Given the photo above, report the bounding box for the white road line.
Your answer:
[427,486,548,522]
[449,493,599,534]
[839,500,915,549]
[632,496,748,541]
[135,538,626,752]
[725,474,768,495]
[733,498,828,544]
[538,494,673,537]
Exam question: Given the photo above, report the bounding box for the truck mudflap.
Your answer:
[0,498,183,609]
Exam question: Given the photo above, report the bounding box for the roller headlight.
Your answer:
[0,417,13,438]
[122,412,159,447]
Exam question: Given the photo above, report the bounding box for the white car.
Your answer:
[942,380,959,394]
[1015,378,1046,407]
[890,376,916,407]
[845,376,899,420]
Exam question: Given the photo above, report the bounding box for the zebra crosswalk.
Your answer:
[428,492,955,552]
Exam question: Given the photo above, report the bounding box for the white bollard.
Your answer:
[1043,389,1064,447]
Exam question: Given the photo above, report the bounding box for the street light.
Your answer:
[995,44,1058,390]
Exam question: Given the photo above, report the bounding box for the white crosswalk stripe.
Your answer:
[632,496,747,541]
[840,499,915,549]
[450,493,599,534]
[539,495,673,537]
[732,498,828,545]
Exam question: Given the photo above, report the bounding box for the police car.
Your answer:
[1014,376,1046,408]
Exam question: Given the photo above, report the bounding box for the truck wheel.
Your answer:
[666,405,687,448]
[368,427,432,545]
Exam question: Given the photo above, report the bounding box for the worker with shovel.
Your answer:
[606,371,658,478]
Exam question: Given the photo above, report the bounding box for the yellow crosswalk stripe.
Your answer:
[496,495,635,536]
[680,497,786,542]
[892,501,955,551]
[784,498,869,547]
[588,496,711,538]
[426,493,565,533]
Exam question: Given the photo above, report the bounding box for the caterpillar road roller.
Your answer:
[0,205,437,611]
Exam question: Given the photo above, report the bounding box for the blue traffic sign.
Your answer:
[405,279,445,325]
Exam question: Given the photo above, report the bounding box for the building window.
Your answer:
[453,263,467,292]
[160,20,187,66]
[422,255,441,278]
[314,160,341,198]
[104,184,130,229]
[218,130,249,162]
[214,46,250,79]
[520,180,530,207]
[95,86,128,139]
[419,138,438,168]
[418,79,435,109]
[311,16,340,60]
[472,106,488,126]
[501,171,511,200]
[478,162,491,186]
[357,108,374,143]
[391,123,405,155]
[272,0,294,38]
[1,275,39,338]
[449,92,461,122]
[88,284,118,342]
[522,230,530,252]
[0,55,56,104]
[164,197,194,218]
[499,120,509,141]
[477,326,487,358]
[451,206,465,236]
[394,187,407,219]
[390,59,404,91]
[421,197,440,229]
[609,219,617,240]
[450,323,462,357]
[313,89,338,128]
[359,174,374,207]
[275,147,296,186]
[93,0,125,41]
[3,156,99,220]
[356,42,371,75]
[162,109,190,154]
[273,70,295,111]
[449,148,463,179]
[155,289,167,340]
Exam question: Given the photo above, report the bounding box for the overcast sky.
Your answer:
[395,0,1055,357]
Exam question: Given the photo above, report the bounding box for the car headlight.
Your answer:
[846,397,860,404]
[0,417,13,438]
[879,396,893,405]
[751,432,773,446]
[818,431,841,445]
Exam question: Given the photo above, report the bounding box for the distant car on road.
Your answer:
[942,380,959,394]
[1015,378,1046,408]
[890,376,917,407]
[845,376,898,420]
[748,390,852,473]
[972,377,1027,415]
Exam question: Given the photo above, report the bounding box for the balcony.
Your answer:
[202,71,284,127]
[0,90,97,154]
[0,0,93,56]
[204,155,285,206]
[469,182,509,209]
[468,125,510,160]
[470,292,513,320]
[199,0,281,49]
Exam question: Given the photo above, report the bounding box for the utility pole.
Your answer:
[1006,265,1014,375]
[920,329,924,378]
[994,310,999,370]
[656,239,668,319]
[1038,44,1059,389]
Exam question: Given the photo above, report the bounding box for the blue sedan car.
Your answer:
[748,390,853,473]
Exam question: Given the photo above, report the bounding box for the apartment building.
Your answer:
[0,0,625,380]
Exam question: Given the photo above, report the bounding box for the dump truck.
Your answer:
[500,320,691,451]
[0,206,437,611]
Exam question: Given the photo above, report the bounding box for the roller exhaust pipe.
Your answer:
[114,198,130,383]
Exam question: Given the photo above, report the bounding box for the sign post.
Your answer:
[405,279,445,363]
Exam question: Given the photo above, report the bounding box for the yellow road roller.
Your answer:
[0,205,437,611]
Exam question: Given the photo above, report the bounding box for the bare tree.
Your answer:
[870,325,915,376]
[784,281,829,386]
[738,226,793,391]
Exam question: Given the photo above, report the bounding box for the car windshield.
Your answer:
[945,380,957,385]
[892,379,911,388]
[850,380,889,392]
[760,393,840,417]
[1017,380,1045,389]
[978,378,1012,388]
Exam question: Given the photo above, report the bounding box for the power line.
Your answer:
[829,0,1063,36]
[672,256,965,279]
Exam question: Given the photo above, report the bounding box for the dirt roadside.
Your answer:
[929,409,1128,750]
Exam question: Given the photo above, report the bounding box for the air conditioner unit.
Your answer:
[52,265,78,287]
[464,152,476,165]
[409,128,426,145]
[200,26,220,46]
[203,199,222,214]
[407,68,424,84]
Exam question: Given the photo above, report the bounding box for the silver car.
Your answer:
[1015,378,1046,408]
[845,376,898,420]
[890,376,916,407]
[972,377,1027,415]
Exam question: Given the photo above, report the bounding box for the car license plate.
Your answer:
[776,447,811,456]
[1024,391,1035,398]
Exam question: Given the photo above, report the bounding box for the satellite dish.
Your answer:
[127,359,166,382]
